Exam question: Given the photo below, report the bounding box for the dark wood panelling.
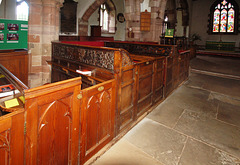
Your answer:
[0,50,28,86]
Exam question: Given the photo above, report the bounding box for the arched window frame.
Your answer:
[99,0,116,34]
[100,4,109,32]
[16,0,29,21]
[209,0,239,35]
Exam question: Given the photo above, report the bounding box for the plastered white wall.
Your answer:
[141,0,151,12]
[0,0,17,19]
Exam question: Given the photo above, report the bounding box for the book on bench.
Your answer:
[76,69,92,76]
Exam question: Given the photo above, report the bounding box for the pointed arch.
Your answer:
[16,0,29,21]
[209,0,239,34]
[82,0,106,22]
[79,0,116,35]
[99,0,116,33]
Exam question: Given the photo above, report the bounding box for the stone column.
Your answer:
[78,19,89,36]
[28,0,62,88]
[150,6,164,42]
[133,0,141,41]
[125,0,141,41]
[28,0,43,87]
[125,0,167,42]
[150,0,167,42]
[42,0,61,85]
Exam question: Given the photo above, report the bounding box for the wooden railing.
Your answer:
[0,41,190,165]
[105,41,174,57]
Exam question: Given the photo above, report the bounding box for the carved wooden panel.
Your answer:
[80,79,116,164]
[0,128,10,165]
[25,77,82,165]
[105,42,173,57]
[85,92,111,150]
[37,97,73,164]
[121,50,134,67]
[0,111,24,165]
[53,43,115,71]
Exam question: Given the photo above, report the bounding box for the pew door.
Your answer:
[135,61,154,117]
[0,110,25,165]
[80,79,116,164]
[153,58,165,103]
[24,77,82,165]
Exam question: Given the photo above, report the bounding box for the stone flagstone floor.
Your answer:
[90,55,240,165]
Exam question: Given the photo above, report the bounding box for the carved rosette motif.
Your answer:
[53,43,114,71]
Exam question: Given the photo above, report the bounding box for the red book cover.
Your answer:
[0,84,15,93]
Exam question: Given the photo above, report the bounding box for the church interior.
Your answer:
[0,0,239,164]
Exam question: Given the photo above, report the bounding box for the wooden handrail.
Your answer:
[0,64,29,94]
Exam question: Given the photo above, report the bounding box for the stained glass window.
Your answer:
[220,9,227,32]
[227,8,234,32]
[213,9,220,32]
[212,0,236,33]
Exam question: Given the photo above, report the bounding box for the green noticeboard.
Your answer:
[0,19,28,50]
[165,29,174,38]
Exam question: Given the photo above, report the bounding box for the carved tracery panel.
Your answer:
[0,130,10,165]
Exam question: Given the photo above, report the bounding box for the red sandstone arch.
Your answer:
[81,0,106,22]
[79,0,116,35]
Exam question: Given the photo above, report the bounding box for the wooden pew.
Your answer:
[0,64,27,165]
[47,41,189,164]
[0,57,116,165]
[104,41,190,97]
[0,40,189,165]
[52,41,165,135]
[53,41,189,133]
[51,41,136,136]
